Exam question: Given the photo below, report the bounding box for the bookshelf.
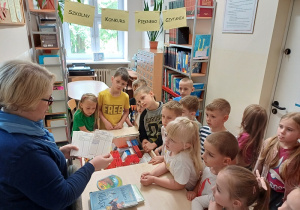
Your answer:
[162,0,216,123]
[24,0,70,145]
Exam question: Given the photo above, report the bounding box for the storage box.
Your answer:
[40,34,58,48]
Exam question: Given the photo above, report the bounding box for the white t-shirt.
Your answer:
[164,150,198,191]
[161,126,167,156]
[192,166,217,210]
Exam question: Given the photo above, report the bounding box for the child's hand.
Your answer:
[154,147,161,156]
[149,156,164,165]
[142,140,150,152]
[186,191,197,201]
[104,120,114,130]
[144,142,157,152]
[113,122,123,130]
[140,171,151,179]
[140,175,154,186]
[208,201,223,210]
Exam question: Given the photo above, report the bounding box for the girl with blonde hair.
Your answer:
[140,117,202,190]
[72,93,98,136]
[254,112,300,210]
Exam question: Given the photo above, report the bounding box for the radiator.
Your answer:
[94,69,114,87]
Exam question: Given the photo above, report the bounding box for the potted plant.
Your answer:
[36,0,81,23]
[144,0,163,49]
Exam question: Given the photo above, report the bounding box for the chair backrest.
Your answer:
[68,99,77,114]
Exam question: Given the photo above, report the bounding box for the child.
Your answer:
[98,67,130,130]
[72,93,98,136]
[179,95,202,133]
[236,104,268,170]
[209,165,270,210]
[140,117,202,191]
[254,112,300,210]
[134,85,163,152]
[149,100,183,165]
[188,131,239,210]
[173,77,199,117]
[128,79,147,124]
[133,102,145,128]
[199,98,231,155]
[278,187,300,210]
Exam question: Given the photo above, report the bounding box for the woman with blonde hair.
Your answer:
[0,60,113,209]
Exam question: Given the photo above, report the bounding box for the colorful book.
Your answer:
[90,184,144,210]
[193,34,211,59]
[97,175,123,191]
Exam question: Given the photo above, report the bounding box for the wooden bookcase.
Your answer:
[136,49,164,100]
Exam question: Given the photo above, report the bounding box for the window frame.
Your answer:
[63,0,125,60]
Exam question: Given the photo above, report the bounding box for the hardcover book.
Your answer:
[193,34,211,59]
[90,184,144,210]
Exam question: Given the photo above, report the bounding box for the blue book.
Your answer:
[193,34,211,59]
[90,184,144,210]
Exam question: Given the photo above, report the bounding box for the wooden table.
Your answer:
[81,163,191,210]
[68,81,109,100]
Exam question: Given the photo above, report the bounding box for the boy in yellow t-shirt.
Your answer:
[98,67,130,130]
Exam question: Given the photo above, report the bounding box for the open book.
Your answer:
[70,130,113,159]
[90,184,144,210]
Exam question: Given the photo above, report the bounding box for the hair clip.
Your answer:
[255,170,268,190]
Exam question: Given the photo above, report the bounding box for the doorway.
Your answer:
[266,0,300,137]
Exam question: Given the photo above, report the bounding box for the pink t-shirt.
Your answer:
[266,147,291,193]
[237,132,252,165]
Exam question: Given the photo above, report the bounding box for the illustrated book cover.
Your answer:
[90,184,144,210]
[97,175,123,191]
[193,34,211,59]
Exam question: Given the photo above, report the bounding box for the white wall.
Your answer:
[127,0,144,67]
[206,0,291,135]
[0,26,31,63]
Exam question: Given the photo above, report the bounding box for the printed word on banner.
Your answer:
[135,11,160,31]
[163,7,187,30]
[64,1,95,27]
[101,8,129,31]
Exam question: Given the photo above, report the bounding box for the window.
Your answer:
[63,0,125,60]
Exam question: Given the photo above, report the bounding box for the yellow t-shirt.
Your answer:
[98,89,130,129]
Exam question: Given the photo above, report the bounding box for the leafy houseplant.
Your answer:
[144,0,163,46]
[37,0,81,23]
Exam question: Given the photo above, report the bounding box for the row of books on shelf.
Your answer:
[164,70,205,96]
[164,47,191,73]
[169,0,213,18]
[164,47,206,74]
[169,26,190,45]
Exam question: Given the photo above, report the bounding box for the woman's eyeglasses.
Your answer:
[41,96,54,106]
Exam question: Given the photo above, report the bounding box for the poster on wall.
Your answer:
[222,0,258,34]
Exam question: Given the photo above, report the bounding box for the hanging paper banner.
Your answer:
[163,7,187,30]
[101,8,129,31]
[135,11,160,31]
[63,1,95,27]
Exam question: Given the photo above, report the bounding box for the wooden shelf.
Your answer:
[35,47,59,50]
[162,85,180,97]
[168,44,192,49]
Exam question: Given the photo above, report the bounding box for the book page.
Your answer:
[71,130,113,159]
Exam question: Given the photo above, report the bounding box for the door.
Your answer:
[266,0,300,137]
